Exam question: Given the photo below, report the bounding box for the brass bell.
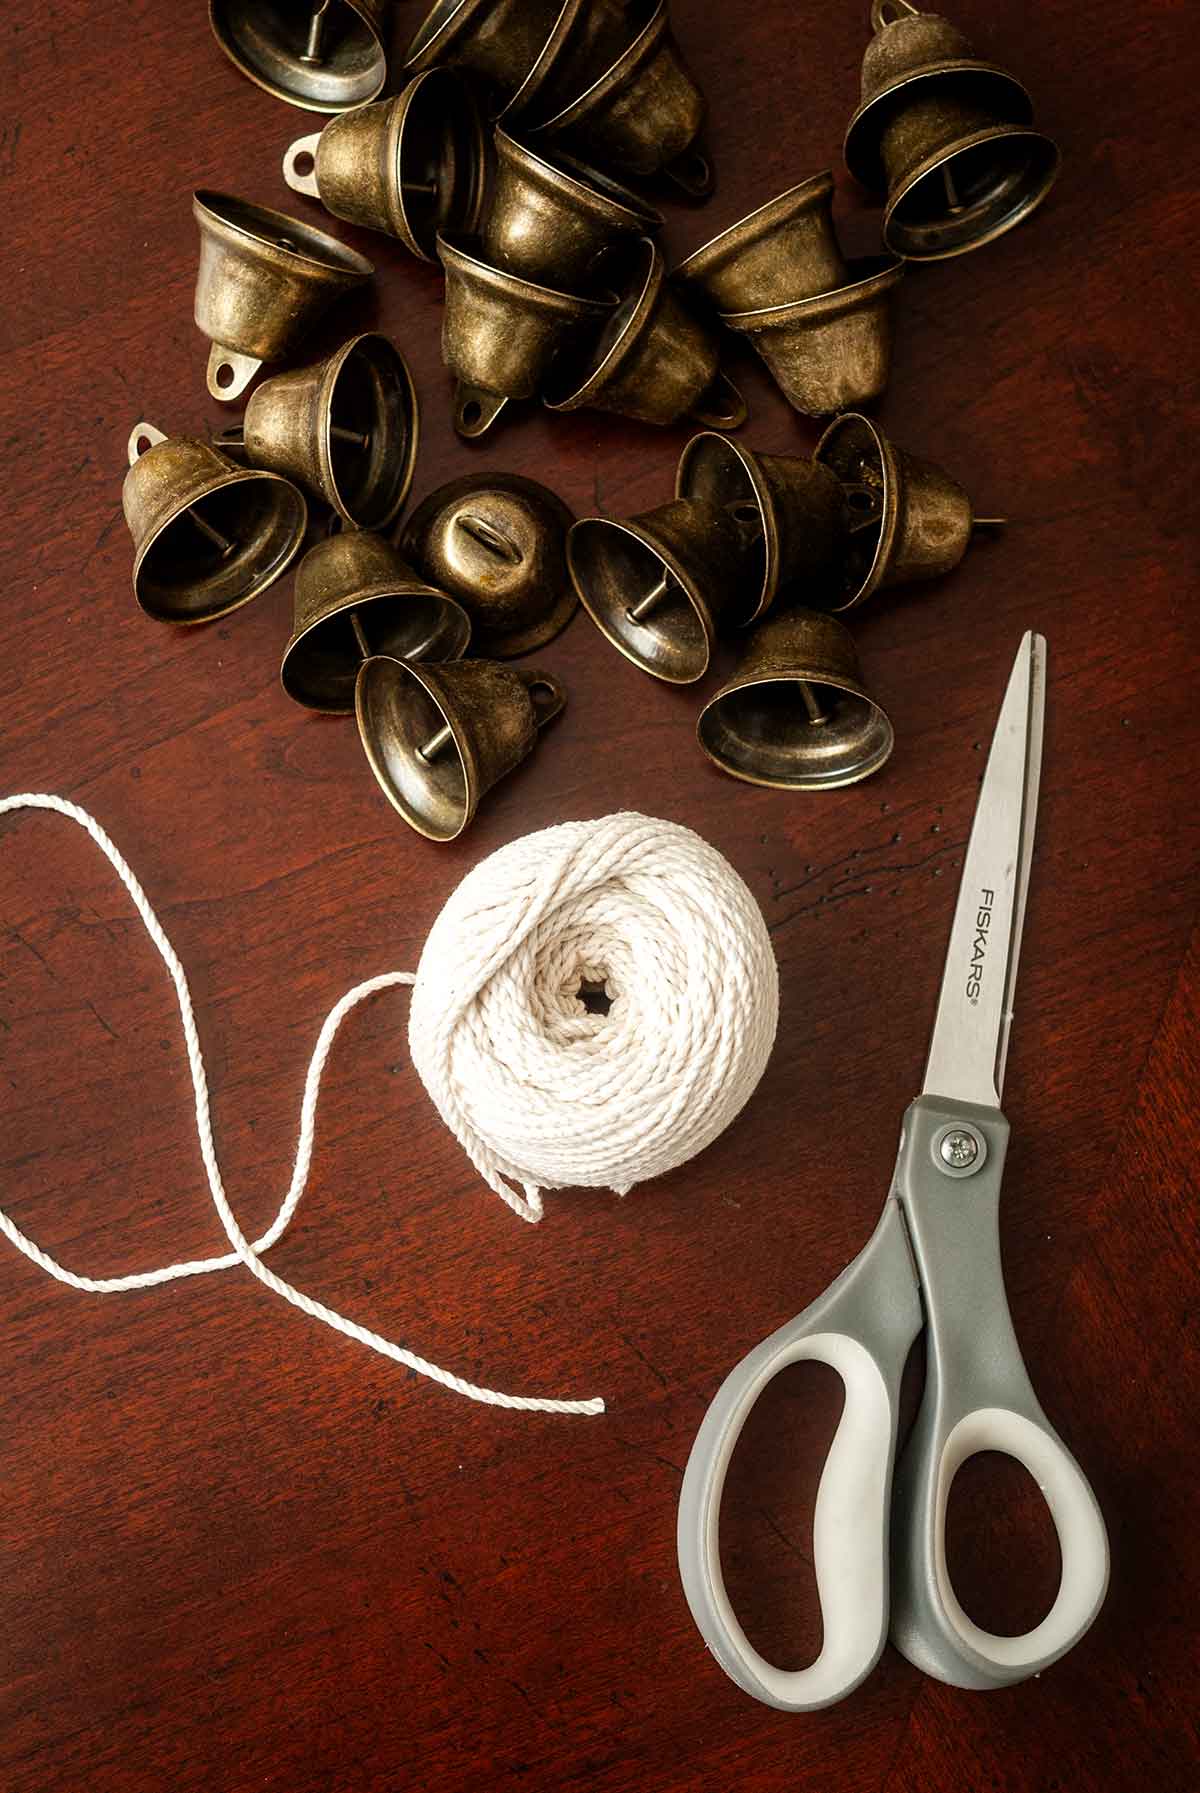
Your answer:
[675,432,846,623]
[214,333,418,533]
[400,473,578,657]
[437,235,612,438]
[696,610,895,790]
[123,423,308,626]
[533,3,714,200]
[844,0,1060,261]
[674,171,849,313]
[567,497,751,684]
[720,256,904,417]
[483,130,662,289]
[403,0,566,114]
[282,71,490,263]
[193,191,373,402]
[281,530,471,714]
[813,410,1003,610]
[545,237,745,429]
[355,657,567,840]
[209,0,388,113]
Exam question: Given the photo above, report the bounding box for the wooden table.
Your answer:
[2,3,1196,1788]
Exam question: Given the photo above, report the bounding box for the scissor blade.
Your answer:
[922,632,1046,1108]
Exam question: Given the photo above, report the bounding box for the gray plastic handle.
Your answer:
[888,1097,1110,1688]
[677,1200,923,1711]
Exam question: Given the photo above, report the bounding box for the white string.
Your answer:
[0,793,603,1416]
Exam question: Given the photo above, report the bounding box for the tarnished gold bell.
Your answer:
[209,0,388,113]
[720,256,904,416]
[483,131,662,289]
[281,530,471,714]
[282,72,491,262]
[544,237,744,429]
[193,191,373,403]
[123,423,308,626]
[674,172,849,314]
[403,0,565,114]
[533,3,714,199]
[214,334,418,533]
[400,474,578,657]
[567,497,751,684]
[355,657,567,840]
[675,432,847,623]
[813,410,1004,610]
[697,609,895,790]
[437,235,612,438]
[844,0,1060,261]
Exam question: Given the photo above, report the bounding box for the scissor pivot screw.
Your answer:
[932,1123,987,1177]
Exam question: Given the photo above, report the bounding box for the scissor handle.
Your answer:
[888,1098,1110,1689]
[677,1200,923,1712]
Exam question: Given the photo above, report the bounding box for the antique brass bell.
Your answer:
[674,172,849,314]
[567,498,750,684]
[721,256,903,417]
[355,658,567,840]
[696,610,895,789]
[483,131,662,288]
[533,3,714,199]
[844,0,1060,261]
[123,423,308,626]
[194,192,373,402]
[281,530,471,714]
[209,0,388,113]
[400,474,578,657]
[282,72,490,262]
[813,411,1003,610]
[675,432,846,622]
[403,0,566,114]
[214,334,418,533]
[437,235,612,438]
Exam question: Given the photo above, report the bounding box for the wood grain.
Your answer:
[1,2,1197,1789]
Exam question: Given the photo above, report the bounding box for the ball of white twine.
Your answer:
[0,797,778,1415]
[409,813,779,1224]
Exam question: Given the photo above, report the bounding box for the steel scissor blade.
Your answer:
[922,632,1046,1108]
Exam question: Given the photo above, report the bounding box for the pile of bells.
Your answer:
[119,0,1058,835]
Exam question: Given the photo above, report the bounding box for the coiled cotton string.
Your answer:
[0,796,779,1415]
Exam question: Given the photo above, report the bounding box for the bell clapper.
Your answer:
[187,507,237,559]
[301,0,332,66]
[973,516,1008,531]
[348,610,371,660]
[329,424,371,449]
[417,721,455,763]
[626,572,677,624]
[843,482,885,533]
[402,178,440,199]
[798,681,831,727]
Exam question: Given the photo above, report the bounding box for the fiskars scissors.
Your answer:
[677,633,1109,1711]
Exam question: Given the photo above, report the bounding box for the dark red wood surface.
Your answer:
[1,2,1197,1789]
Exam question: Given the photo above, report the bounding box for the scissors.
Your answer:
[677,633,1109,1711]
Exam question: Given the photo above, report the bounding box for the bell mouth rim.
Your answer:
[567,516,714,685]
[882,125,1061,260]
[355,654,473,842]
[193,190,375,279]
[401,472,579,657]
[675,171,836,286]
[317,333,420,531]
[390,69,488,260]
[844,61,1034,187]
[208,0,386,115]
[719,254,903,333]
[541,237,661,409]
[498,0,586,123]
[532,1,669,135]
[492,129,662,232]
[132,467,307,626]
[675,433,778,625]
[436,233,613,317]
[813,410,900,611]
[697,672,895,789]
[282,583,469,711]
[403,0,494,73]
